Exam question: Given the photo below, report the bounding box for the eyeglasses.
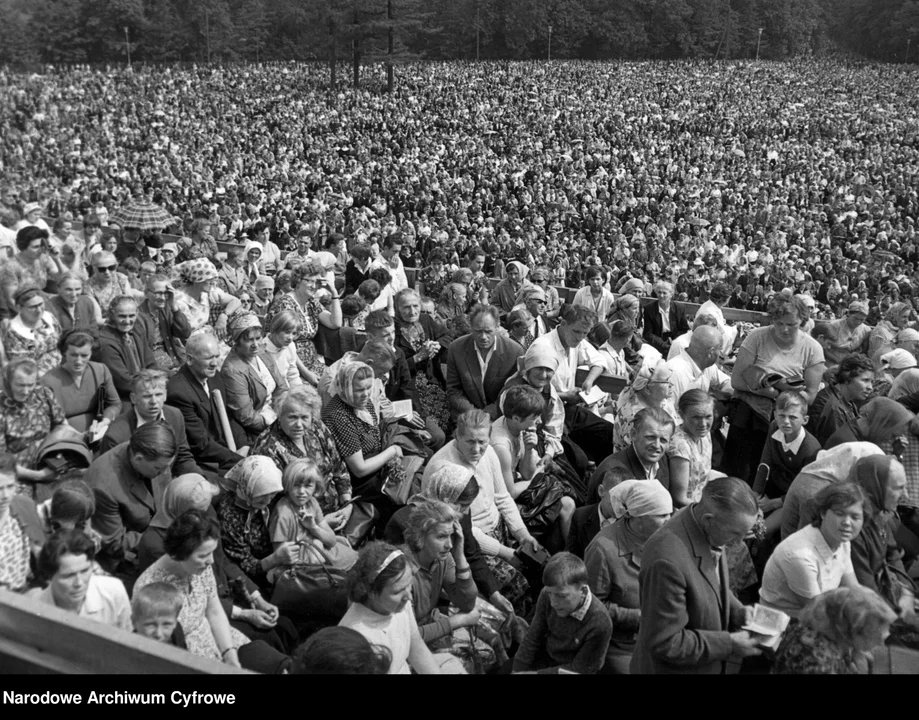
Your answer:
[150,291,169,297]
[96,265,116,273]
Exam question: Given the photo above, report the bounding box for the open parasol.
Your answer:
[110,199,174,231]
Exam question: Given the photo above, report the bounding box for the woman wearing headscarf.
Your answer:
[265,260,342,380]
[424,409,541,617]
[137,473,299,654]
[172,257,242,339]
[216,456,300,592]
[844,456,916,620]
[321,361,402,527]
[490,260,531,316]
[781,442,886,539]
[824,397,915,449]
[584,479,673,674]
[220,311,276,445]
[889,368,919,413]
[612,359,677,454]
[868,302,913,357]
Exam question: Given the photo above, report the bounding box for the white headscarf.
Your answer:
[609,479,673,520]
[799,442,884,484]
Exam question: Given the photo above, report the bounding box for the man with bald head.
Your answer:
[665,325,733,405]
[166,333,245,472]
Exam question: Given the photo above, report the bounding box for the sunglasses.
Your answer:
[532,299,547,305]
[23,301,45,310]
[96,265,117,273]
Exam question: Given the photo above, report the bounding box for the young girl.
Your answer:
[268,459,357,581]
[667,388,717,508]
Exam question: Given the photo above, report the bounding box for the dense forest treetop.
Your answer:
[0,0,916,68]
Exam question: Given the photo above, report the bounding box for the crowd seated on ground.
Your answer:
[5,58,919,674]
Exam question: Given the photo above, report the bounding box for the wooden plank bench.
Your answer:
[0,589,249,674]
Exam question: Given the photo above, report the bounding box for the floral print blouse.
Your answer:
[772,622,861,674]
[0,386,68,486]
[216,493,274,590]
[250,420,351,514]
[2,312,62,378]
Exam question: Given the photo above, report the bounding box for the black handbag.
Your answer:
[270,554,348,619]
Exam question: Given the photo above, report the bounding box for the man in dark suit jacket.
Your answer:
[446,304,524,419]
[86,422,178,575]
[138,277,192,370]
[566,471,618,559]
[98,370,204,479]
[166,334,245,473]
[93,296,158,405]
[643,281,689,356]
[589,407,675,501]
[631,477,762,674]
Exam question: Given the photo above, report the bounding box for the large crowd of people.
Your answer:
[1,58,919,674]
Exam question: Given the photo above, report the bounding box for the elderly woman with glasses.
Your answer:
[265,260,342,379]
[83,251,137,316]
[173,258,242,341]
[530,267,561,321]
[2,285,62,378]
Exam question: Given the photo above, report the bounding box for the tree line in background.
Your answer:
[0,0,917,74]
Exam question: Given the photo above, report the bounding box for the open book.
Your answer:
[742,604,791,650]
[391,399,413,421]
[578,385,606,406]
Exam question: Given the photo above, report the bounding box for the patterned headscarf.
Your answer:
[332,360,376,425]
[227,310,263,344]
[222,456,284,531]
[421,464,476,507]
[178,257,218,285]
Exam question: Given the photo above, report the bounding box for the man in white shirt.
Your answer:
[529,305,610,463]
[370,233,408,295]
[529,305,605,403]
[666,326,733,406]
[667,313,721,360]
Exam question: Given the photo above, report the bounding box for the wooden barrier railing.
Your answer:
[0,589,249,674]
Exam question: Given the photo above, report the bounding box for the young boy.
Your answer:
[512,552,612,674]
[754,391,822,536]
[132,581,188,648]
